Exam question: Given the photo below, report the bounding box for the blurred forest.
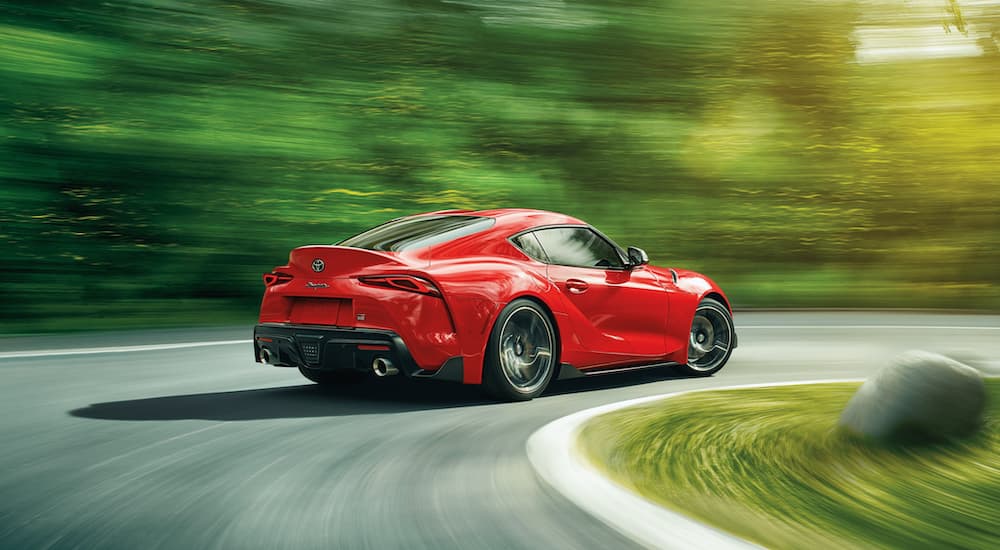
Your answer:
[2,0,999,332]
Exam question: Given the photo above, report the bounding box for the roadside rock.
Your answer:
[839,351,987,442]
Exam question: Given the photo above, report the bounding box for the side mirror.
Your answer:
[626,246,649,268]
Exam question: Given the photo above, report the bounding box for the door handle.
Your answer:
[565,279,589,294]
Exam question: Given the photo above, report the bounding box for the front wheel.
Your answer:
[675,297,734,377]
[482,299,557,401]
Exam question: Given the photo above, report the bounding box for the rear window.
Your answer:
[338,215,494,252]
[511,232,548,262]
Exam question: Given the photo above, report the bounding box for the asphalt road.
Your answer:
[1,312,998,550]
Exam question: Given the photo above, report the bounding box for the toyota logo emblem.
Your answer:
[311,258,325,273]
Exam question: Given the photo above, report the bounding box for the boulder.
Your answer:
[839,351,987,442]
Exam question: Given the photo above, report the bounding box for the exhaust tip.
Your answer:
[260,348,272,364]
[372,357,399,377]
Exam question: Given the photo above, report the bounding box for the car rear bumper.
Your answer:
[253,323,464,382]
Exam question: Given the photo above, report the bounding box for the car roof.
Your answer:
[383,208,591,260]
[420,208,586,234]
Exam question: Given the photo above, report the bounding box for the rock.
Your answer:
[839,351,987,442]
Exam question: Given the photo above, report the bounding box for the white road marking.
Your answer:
[0,339,252,359]
[2,325,996,359]
[527,378,865,550]
[739,325,1000,330]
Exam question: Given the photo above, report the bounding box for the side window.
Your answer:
[511,232,548,262]
[532,227,625,269]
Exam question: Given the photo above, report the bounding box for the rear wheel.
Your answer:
[483,299,557,401]
[298,366,366,385]
[675,297,734,376]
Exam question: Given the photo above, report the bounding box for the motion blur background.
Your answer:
[2,0,998,333]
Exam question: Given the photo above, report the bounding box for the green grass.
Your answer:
[580,380,1000,549]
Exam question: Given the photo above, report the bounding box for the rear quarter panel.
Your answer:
[430,254,565,384]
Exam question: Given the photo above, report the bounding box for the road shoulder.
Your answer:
[526,380,861,550]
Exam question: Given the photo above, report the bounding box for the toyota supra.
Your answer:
[254,208,735,401]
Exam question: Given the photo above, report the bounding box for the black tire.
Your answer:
[298,366,366,385]
[675,297,735,377]
[482,299,558,402]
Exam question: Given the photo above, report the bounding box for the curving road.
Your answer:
[1,312,999,549]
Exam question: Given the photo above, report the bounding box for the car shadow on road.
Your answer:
[70,378,490,421]
[70,366,698,422]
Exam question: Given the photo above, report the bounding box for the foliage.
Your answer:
[1,1,999,331]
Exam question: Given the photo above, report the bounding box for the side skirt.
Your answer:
[557,361,682,380]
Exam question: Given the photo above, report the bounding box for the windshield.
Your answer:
[338,215,494,252]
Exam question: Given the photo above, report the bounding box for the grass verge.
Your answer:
[580,380,999,549]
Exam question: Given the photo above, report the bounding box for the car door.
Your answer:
[529,226,669,358]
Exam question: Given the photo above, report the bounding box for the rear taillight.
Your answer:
[358,275,442,297]
[263,272,294,287]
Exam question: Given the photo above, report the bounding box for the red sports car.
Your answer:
[254,208,735,401]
